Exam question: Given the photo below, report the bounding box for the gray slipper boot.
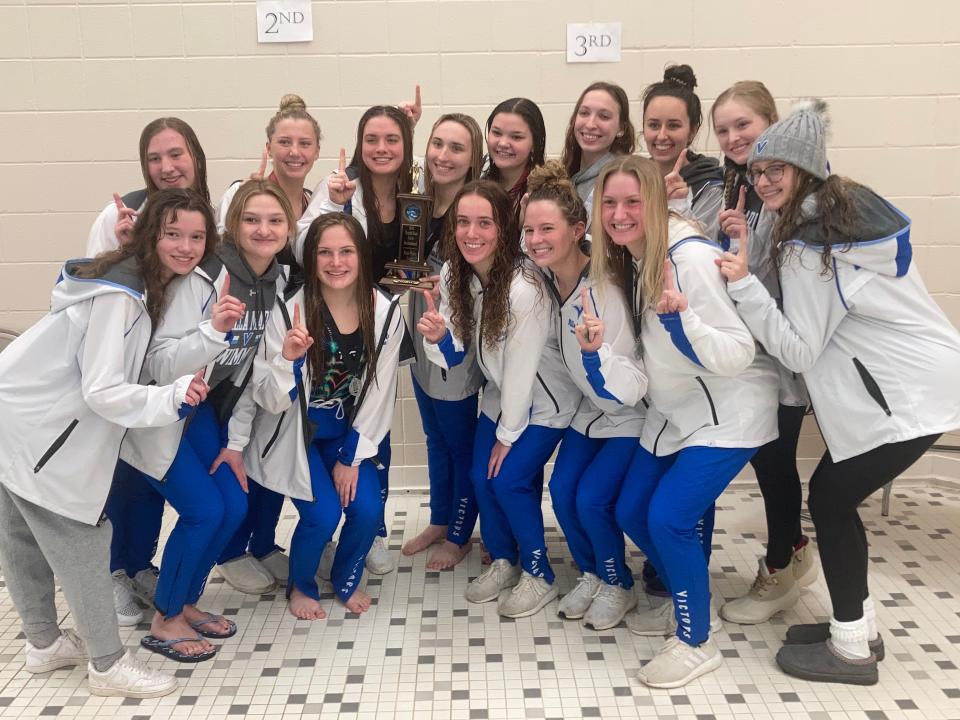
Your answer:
[776,640,878,686]
[784,623,884,661]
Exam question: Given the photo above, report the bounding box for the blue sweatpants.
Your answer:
[289,407,383,603]
[146,402,248,618]
[471,414,563,583]
[217,480,286,564]
[549,429,636,589]
[616,445,756,646]
[376,433,391,539]
[412,376,479,545]
[106,460,164,577]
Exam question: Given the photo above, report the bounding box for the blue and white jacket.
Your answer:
[543,266,646,439]
[423,261,579,446]
[639,217,779,455]
[727,187,960,461]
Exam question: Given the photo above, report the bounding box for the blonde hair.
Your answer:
[223,179,296,247]
[712,81,779,207]
[589,155,671,313]
[266,93,322,143]
[423,113,483,198]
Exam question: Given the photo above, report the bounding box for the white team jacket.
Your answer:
[727,188,960,461]
[241,287,405,500]
[639,217,780,455]
[423,261,579,446]
[0,259,193,524]
[543,267,647,439]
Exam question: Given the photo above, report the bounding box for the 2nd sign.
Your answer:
[256,0,313,43]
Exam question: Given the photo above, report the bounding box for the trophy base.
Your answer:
[380,264,435,293]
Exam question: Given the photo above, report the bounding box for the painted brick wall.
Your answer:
[1,0,958,484]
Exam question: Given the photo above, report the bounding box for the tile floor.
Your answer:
[1,481,959,720]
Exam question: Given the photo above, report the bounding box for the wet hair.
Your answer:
[138,118,210,204]
[441,180,536,351]
[771,171,862,276]
[525,160,587,231]
[641,64,703,139]
[589,155,673,313]
[300,213,378,390]
[561,82,636,177]
[222,179,295,250]
[74,189,218,327]
[349,105,414,249]
[484,97,547,180]
[712,81,779,206]
[423,113,484,198]
[265,93,323,144]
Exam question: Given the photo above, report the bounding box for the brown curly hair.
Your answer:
[74,189,218,327]
[441,180,536,351]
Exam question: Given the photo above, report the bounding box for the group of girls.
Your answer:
[0,63,957,699]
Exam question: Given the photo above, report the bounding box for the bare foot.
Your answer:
[149,612,214,657]
[480,542,492,566]
[288,587,327,620]
[343,589,372,614]
[182,604,232,636]
[402,524,447,556]
[427,539,472,570]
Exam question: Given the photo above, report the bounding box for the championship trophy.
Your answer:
[381,161,435,292]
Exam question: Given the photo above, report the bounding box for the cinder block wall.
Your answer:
[1,0,958,485]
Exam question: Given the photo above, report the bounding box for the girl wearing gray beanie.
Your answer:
[719,100,960,685]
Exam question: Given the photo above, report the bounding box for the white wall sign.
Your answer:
[566,22,621,63]
[256,0,313,43]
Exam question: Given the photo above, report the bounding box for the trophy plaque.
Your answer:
[381,166,435,292]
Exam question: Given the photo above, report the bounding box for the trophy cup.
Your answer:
[381,161,435,293]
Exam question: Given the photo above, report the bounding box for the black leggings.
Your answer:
[807,433,939,622]
[750,404,807,568]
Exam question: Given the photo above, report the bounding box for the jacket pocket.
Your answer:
[261,412,285,458]
[536,373,560,414]
[694,376,719,426]
[34,419,79,473]
[852,357,892,417]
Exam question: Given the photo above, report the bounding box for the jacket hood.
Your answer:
[51,256,144,313]
[210,241,281,286]
[667,215,713,252]
[679,150,724,191]
[791,185,912,278]
[571,152,614,195]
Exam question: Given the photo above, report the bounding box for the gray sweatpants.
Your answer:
[0,483,122,662]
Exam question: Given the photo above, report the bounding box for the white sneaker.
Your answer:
[638,635,722,689]
[721,558,800,625]
[557,573,601,620]
[365,536,395,575]
[464,559,521,603]
[87,650,177,698]
[792,541,818,588]
[316,542,336,582]
[217,553,276,595]
[627,596,722,637]
[497,572,558,618]
[24,629,87,673]
[112,571,143,627]
[129,567,159,606]
[259,549,289,583]
[583,583,637,631]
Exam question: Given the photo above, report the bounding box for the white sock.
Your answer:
[829,616,871,660]
[862,596,878,641]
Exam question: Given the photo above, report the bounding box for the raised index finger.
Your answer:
[414,84,422,110]
[424,288,437,314]
[221,272,230,298]
[338,148,346,175]
[293,302,301,328]
[113,192,125,211]
[736,185,747,213]
[258,149,268,177]
[662,259,676,292]
[579,286,591,316]
[672,149,688,175]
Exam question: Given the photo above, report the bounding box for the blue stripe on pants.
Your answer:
[106,459,164,576]
[411,376,479,545]
[549,429,636,588]
[146,402,248,618]
[616,445,756,646]
[470,414,563,583]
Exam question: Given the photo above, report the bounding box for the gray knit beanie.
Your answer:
[748,99,830,180]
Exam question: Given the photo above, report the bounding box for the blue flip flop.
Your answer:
[140,634,217,663]
[189,612,238,639]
